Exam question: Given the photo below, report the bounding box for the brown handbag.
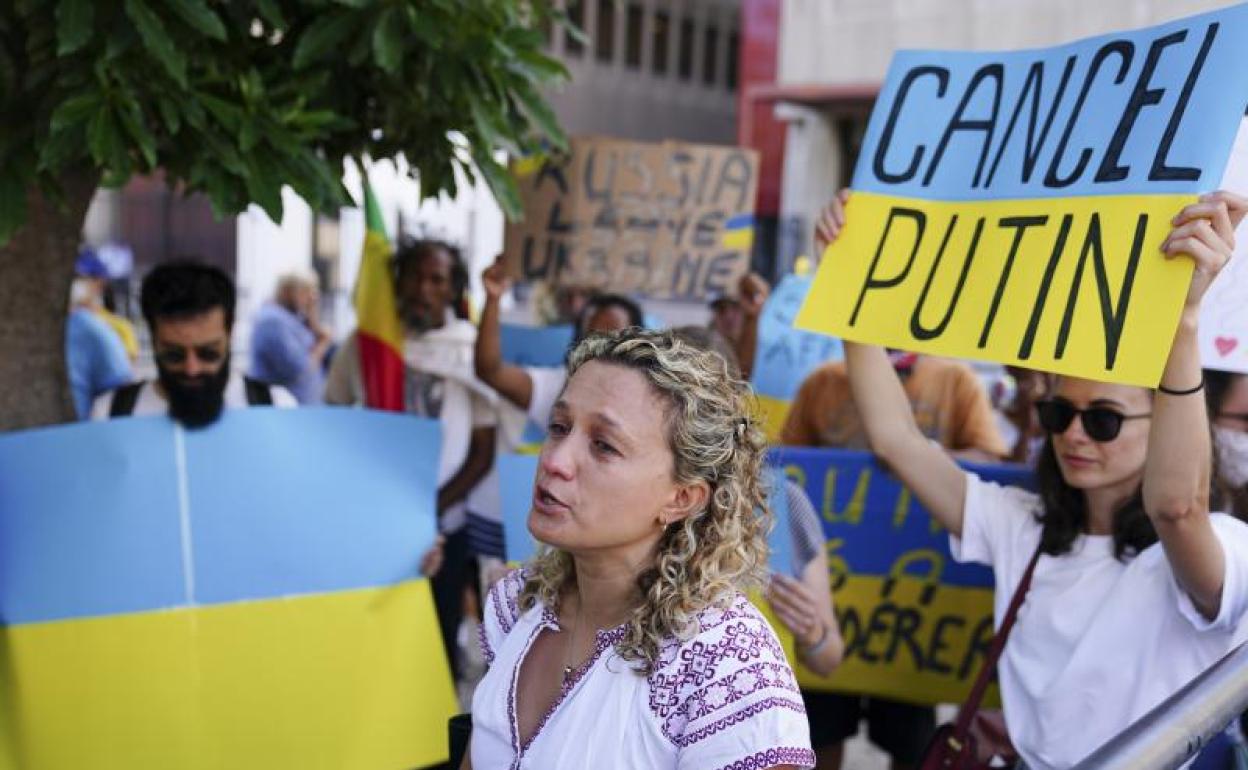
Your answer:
[918,545,1042,769]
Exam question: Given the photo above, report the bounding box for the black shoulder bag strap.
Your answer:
[108,381,146,418]
[947,543,1043,761]
[243,377,274,406]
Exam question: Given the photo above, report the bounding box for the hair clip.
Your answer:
[735,417,748,442]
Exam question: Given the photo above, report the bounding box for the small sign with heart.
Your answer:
[1200,117,1248,375]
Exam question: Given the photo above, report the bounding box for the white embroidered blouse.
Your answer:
[470,570,815,770]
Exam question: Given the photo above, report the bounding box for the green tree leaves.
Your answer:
[3,0,571,244]
[55,0,93,55]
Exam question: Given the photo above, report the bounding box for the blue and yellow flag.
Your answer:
[0,410,457,770]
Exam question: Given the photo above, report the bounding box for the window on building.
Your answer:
[596,0,615,63]
[565,0,585,57]
[726,30,739,91]
[677,17,694,80]
[652,10,670,75]
[625,3,643,69]
[702,24,719,86]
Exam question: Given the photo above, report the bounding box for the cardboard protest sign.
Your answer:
[1200,117,1248,373]
[797,5,1248,387]
[768,447,1033,706]
[750,273,844,439]
[0,410,455,770]
[504,137,760,300]
[498,453,795,575]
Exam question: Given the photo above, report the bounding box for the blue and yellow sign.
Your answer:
[796,5,1248,386]
[0,410,456,770]
[750,274,844,439]
[769,447,1033,706]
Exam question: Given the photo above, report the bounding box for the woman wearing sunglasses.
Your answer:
[818,188,1248,769]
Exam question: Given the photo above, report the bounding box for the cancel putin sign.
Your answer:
[797,4,1248,386]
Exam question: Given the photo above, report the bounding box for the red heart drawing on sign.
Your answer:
[1216,337,1238,357]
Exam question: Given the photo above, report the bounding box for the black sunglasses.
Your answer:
[1035,399,1151,442]
[155,344,226,367]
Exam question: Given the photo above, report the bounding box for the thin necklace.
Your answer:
[562,598,580,685]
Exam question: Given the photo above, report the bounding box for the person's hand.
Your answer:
[1164,191,1248,319]
[766,573,825,648]
[419,534,446,577]
[813,188,852,257]
[482,255,510,302]
[738,272,770,318]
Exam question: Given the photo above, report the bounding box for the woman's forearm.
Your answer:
[1144,315,1223,617]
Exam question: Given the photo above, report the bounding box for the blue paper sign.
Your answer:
[855,4,1248,200]
[769,447,1034,589]
[751,274,843,402]
[0,409,441,625]
[500,324,574,368]
[500,453,795,575]
[500,324,573,444]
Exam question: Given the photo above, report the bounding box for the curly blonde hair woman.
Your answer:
[466,329,814,770]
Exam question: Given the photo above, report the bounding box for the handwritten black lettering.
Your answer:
[1151,22,1218,182]
[1054,213,1147,370]
[957,616,996,680]
[1096,31,1188,183]
[712,151,756,211]
[693,211,726,248]
[1043,41,1133,188]
[583,146,616,202]
[979,215,1048,348]
[874,66,950,184]
[984,57,1076,187]
[1017,214,1073,360]
[850,207,927,326]
[922,63,1004,188]
[926,615,965,675]
[910,215,984,340]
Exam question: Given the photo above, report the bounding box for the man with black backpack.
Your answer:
[91,260,296,426]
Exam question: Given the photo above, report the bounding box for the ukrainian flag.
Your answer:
[721,213,755,251]
[0,410,457,770]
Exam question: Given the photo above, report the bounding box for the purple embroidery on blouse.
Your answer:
[649,594,802,743]
[675,697,806,748]
[478,615,495,667]
[492,569,525,637]
[505,618,549,769]
[713,746,816,770]
[513,605,628,759]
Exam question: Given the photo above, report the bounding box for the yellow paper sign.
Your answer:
[756,574,1000,707]
[796,192,1195,386]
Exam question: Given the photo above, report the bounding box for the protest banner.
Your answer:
[750,273,844,440]
[499,322,572,447]
[768,447,1033,706]
[796,5,1248,387]
[503,136,760,300]
[0,409,455,770]
[1200,116,1248,373]
[498,453,794,575]
[500,322,574,368]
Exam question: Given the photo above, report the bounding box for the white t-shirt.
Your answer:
[471,570,815,770]
[467,365,570,526]
[951,473,1248,769]
[90,374,297,419]
[526,365,567,428]
[466,397,532,525]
